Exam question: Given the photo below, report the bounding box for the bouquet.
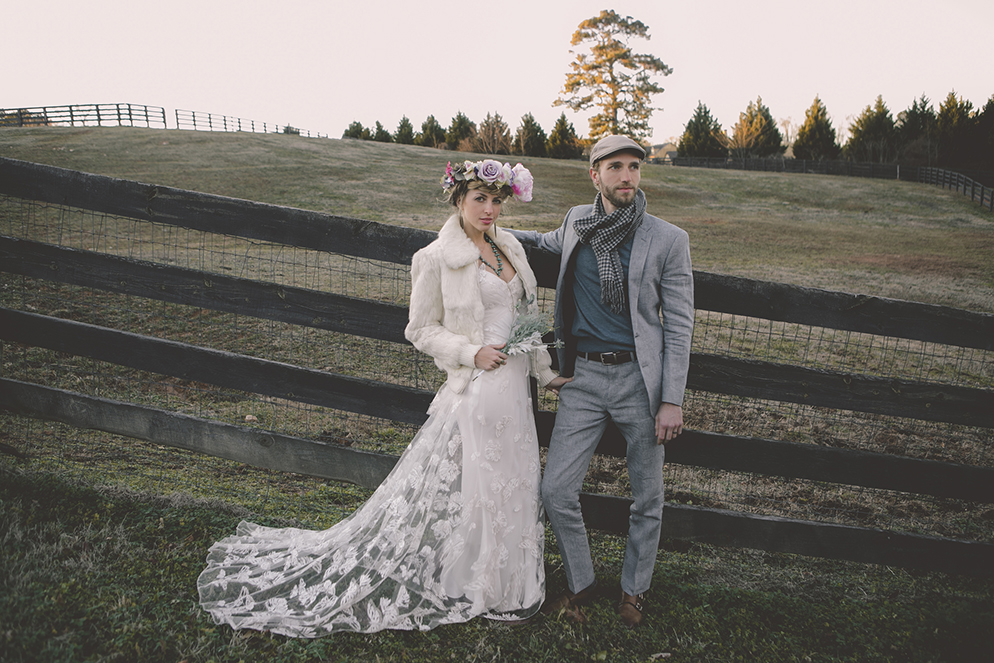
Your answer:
[503,297,562,356]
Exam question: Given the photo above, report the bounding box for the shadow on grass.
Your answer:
[3,464,993,662]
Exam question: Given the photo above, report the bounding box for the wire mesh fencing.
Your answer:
[2,192,992,543]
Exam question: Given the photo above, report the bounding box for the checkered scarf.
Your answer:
[573,189,646,315]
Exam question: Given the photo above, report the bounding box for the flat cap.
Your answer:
[589,135,646,166]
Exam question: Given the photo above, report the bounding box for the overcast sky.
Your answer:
[5,0,992,145]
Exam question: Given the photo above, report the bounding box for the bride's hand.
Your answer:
[475,344,508,370]
[545,376,573,395]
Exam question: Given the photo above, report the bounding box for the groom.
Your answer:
[513,135,694,627]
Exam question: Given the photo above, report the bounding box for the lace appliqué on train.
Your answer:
[198,267,544,636]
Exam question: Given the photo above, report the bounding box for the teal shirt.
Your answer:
[571,238,636,353]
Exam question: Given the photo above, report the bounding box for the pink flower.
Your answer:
[511,163,534,202]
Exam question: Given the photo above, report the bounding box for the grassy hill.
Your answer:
[3,126,994,661]
[2,126,992,313]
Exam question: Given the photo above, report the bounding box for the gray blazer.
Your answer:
[512,205,694,413]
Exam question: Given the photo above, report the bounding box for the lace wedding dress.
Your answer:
[198,266,545,636]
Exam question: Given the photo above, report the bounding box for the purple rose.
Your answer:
[477,159,503,183]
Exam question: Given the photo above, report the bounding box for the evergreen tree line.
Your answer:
[342,111,586,160]
[679,91,994,173]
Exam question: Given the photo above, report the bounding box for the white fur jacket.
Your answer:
[405,214,558,394]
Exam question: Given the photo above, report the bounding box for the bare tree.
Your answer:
[474,113,511,155]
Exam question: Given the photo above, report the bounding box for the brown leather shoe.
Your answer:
[617,591,645,628]
[543,583,597,623]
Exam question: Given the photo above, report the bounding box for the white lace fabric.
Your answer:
[198,267,545,636]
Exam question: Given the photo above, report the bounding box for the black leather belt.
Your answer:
[577,351,636,365]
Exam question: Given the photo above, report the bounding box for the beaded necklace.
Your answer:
[479,233,504,276]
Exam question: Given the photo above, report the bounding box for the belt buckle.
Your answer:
[599,351,621,365]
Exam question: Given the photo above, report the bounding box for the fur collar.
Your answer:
[437,214,516,271]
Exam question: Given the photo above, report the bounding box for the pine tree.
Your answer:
[415,115,446,148]
[844,96,896,162]
[546,113,583,160]
[895,95,937,167]
[342,121,370,140]
[729,97,785,158]
[514,113,547,157]
[554,10,672,141]
[936,90,976,168]
[446,112,477,151]
[394,116,415,145]
[474,113,511,155]
[677,103,727,158]
[792,96,840,161]
[372,121,392,143]
[970,95,994,171]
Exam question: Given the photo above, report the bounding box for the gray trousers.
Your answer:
[542,357,665,596]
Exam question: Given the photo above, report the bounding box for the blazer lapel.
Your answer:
[628,224,651,312]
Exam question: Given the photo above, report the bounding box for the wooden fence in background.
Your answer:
[174,109,327,138]
[671,156,910,180]
[0,103,324,137]
[673,156,993,212]
[0,104,167,129]
[920,167,994,211]
[1,156,993,577]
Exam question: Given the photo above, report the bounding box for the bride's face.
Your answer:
[459,187,503,235]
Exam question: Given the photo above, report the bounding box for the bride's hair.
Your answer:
[445,179,508,208]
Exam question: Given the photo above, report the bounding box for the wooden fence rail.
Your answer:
[671,156,910,180]
[2,156,993,576]
[920,166,994,211]
[672,157,993,212]
[0,104,167,129]
[174,109,327,138]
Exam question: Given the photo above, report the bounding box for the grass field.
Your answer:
[2,126,993,662]
[2,126,992,313]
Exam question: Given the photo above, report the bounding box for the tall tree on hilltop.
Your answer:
[394,116,415,145]
[554,10,672,141]
[446,112,477,152]
[514,113,547,157]
[474,113,511,154]
[936,90,975,168]
[844,96,896,163]
[971,95,994,171]
[729,97,785,158]
[895,95,937,167]
[416,115,446,149]
[372,121,392,143]
[792,96,840,161]
[342,121,370,140]
[677,103,727,158]
[547,112,584,159]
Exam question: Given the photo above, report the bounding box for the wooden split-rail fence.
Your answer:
[1,156,992,577]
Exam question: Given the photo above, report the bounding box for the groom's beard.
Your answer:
[602,185,638,211]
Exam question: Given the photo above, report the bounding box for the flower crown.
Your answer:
[441,159,534,202]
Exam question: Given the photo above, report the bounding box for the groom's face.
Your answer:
[590,151,642,213]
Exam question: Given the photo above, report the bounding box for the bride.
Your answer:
[198,159,567,636]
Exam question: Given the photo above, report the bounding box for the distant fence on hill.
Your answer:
[0,104,167,129]
[919,167,994,211]
[173,109,327,138]
[0,103,326,138]
[673,156,916,180]
[2,156,993,577]
[672,156,994,212]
